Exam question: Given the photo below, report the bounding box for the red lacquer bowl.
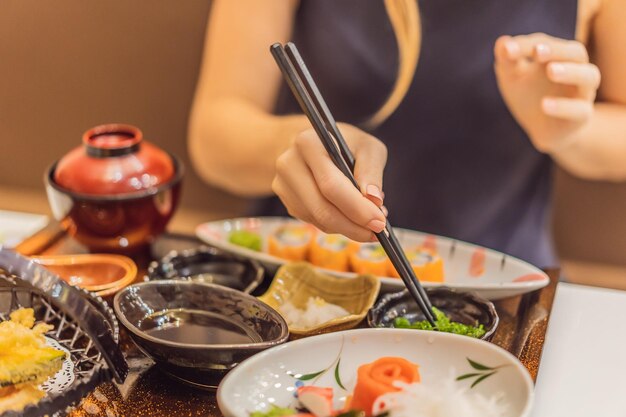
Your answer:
[45,124,184,253]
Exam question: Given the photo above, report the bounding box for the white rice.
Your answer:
[279,297,350,328]
[372,374,507,417]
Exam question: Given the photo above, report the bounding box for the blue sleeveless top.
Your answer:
[256,0,578,268]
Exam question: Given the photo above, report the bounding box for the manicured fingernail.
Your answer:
[381,205,388,217]
[505,40,520,58]
[366,184,383,204]
[369,234,378,242]
[543,98,558,113]
[535,43,550,60]
[549,63,565,77]
[367,219,386,233]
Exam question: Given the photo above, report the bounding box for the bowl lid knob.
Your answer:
[84,124,142,158]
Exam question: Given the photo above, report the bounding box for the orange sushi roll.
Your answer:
[389,247,444,282]
[267,223,315,261]
[309,233,351,272]
[349,243,390,276]
[346,239,361,256]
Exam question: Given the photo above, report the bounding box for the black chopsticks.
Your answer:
[270,42,437,326]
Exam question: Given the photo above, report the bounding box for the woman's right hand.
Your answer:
[272,123,388,242]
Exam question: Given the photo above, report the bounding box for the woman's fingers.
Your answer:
[350,130,387,207]
[534,40,589,64]
[494,36,520,66]
[496,34,589,65]
[272,150,377,241]
[333,123,387,206]
[494,35,535,76]
[494,32,598,154]
[293,129,386,230]
[273,124,389,240]
[542,96,594,121]
[273,177,374,241]
[546,62,601,91]
[495,34,544,61]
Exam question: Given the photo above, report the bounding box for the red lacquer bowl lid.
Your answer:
[54,124,175,195]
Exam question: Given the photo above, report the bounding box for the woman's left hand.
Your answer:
[494,33,601,154]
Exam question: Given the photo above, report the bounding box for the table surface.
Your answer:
[532,282,626,417]
[14,225,561,417]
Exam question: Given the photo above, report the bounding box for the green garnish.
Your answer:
[392,307,486,338]
[250,405,296,417]
[228,230,262,251]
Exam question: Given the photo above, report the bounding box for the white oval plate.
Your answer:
[196,217,549,300]
[217,328,534,417]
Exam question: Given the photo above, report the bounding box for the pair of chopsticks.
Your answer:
[270,42,437,326]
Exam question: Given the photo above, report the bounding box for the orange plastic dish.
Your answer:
[31,254,137,297]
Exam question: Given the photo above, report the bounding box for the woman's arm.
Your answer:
[190,0,386,240]
[552,0,626,181]
[188,0,310,196]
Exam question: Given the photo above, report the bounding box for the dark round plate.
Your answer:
[114,280,289,390]
[367,287,499,341]
[147,246,264,294]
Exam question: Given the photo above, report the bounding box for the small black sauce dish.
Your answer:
[367,287,499,341]
[147,246,264,294]
[114,280,288,389]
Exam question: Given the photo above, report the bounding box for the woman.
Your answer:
[188,0,626,267]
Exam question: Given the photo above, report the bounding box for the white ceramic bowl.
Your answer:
[217,328,534,417]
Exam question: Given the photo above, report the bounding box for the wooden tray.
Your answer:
[15,223,559,417]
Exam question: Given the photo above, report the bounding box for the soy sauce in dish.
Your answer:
[141,309,262,345]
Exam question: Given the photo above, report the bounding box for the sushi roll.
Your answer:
[389,247,444,283]
[267,223,315,261]
[349,243,390,276]
[309,234,351,272]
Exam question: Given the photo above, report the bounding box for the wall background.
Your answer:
[0,0,247,218]
[1,1,624,287]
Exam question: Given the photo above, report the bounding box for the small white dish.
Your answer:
[0,210,48,248]
[217,328,534,417]
[196,217,549,300]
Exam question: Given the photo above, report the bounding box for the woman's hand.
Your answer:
[272,123,388,241]
[494,33,601,154]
